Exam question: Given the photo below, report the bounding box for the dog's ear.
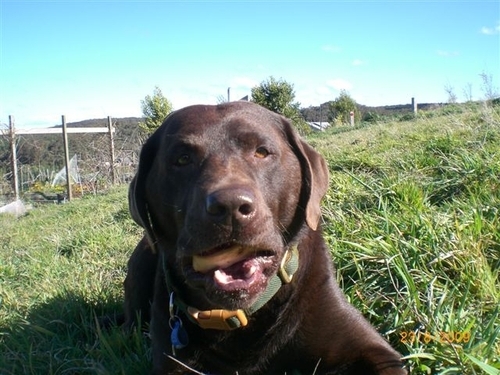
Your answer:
[128,126,163,249]
[280,118,329,230]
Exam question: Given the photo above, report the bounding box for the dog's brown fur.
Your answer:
[124,102,406,374]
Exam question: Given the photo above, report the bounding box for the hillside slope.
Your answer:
[0,102,498,374]
[310,102,499,374]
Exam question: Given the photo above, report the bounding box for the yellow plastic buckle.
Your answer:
[187,307,248,330]
[278,246,298,284]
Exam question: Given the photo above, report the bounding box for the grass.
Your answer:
[0,189,150,374]
[1,102,499,374]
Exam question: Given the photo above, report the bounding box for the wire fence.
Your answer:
[0,117,145,205]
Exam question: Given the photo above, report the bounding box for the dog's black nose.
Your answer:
[206,188,256,224]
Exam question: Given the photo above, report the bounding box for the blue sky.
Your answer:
[1,0,499,128]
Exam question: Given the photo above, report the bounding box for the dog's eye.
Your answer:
[254,147,270,159]
[175,154,191,166]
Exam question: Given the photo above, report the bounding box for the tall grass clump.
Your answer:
[311,102,499,374]
[1,102,498,374]
[0,188,150,374]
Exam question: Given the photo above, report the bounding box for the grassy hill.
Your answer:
[1,102,499,374]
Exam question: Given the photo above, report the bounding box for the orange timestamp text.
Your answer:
[399,330,471,345]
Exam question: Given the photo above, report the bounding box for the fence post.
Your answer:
[107,116,116,185]
[9,116,19,200]
[412,97,418,114]
[61,115,72,201]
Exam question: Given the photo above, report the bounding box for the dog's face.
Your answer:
[130,102,328,311]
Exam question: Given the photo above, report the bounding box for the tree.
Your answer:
[328,90,359,125]
[139,86,173,134]
[444,83,458,104]
[462,82,473,102]
[251,77,310,134]
[479,71,498,103]
[216,94,228,104]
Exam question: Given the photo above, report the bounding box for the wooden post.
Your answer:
[412,97,418,114]
[9,116,19,200]
[61,115,72,201]
[107,116,116,185]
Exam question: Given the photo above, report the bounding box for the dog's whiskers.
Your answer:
[166,354,207,375]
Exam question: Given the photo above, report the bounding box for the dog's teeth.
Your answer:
[214,269,231,284]
[245,265,257,278]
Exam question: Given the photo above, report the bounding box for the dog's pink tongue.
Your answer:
[214,263,258,284]
[212,259,260,290]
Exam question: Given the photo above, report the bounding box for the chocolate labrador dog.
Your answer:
[124,101,406,374]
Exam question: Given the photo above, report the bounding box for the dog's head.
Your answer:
[129,102,329,312]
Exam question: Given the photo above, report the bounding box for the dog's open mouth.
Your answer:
[192,244,274,292]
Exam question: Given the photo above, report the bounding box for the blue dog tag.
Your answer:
[171,319,189,349]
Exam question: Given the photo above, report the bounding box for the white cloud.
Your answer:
[481,23,500,35]
[437,50,459,57]
[293,83,334,107]
[322,44,341,53]
[315,86,332,97]
[229,76,259,89]
[326,78,353,91]
[352,59,364,66]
